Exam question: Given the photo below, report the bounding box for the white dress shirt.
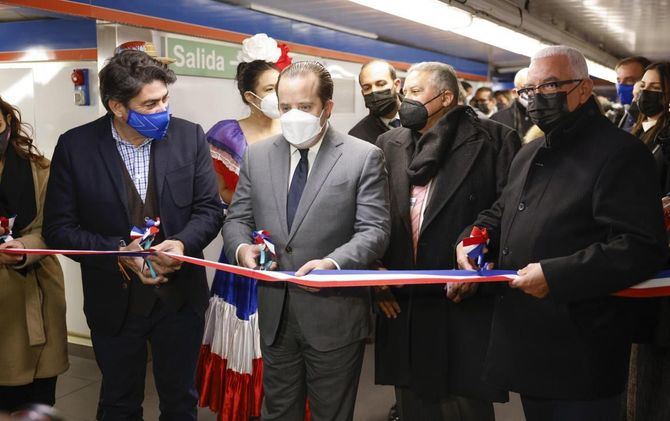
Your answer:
[380,113,400,129]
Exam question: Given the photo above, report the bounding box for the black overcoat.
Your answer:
[374,107,510,402]
[464,98,668,400]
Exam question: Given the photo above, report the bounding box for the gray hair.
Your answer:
[531,46,589,79]
[513,68,528,89]
[407,61,460,96]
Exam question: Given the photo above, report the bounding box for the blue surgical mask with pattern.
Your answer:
[126,106,170,140]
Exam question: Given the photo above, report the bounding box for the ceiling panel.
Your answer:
[527,0,670,61]
[227,0,529,70]
[0,5,67,22]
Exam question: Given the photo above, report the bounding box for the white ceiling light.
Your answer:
[585,59,617,83]
[347,0,617,83]
[451,16,548,58]
[347,0,472,31]
[250,3,379,40]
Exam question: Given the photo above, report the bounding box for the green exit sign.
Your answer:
[165,36,241,79]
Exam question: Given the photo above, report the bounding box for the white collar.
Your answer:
[380,113,400,127]
[642,119,658,132]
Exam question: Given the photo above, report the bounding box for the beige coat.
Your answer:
[0,156,68,385]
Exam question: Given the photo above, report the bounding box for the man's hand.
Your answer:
[237,243,278,271]
[374,286,401,319]
[119,238,167,285]
[456,241,478,270]
[294,259,337,292]
[446,282,478,303]
[147,239,185,277]
[511,263,549,298]
[0,240,26,265]
[238,244,261,269]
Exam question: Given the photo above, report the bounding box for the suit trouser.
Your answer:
[395,387,494,421]
[521,393,623,421]
[260,292,366,421]
[90,302,203,421]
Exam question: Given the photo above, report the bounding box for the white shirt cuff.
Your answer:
[235,243,250,265]
[325,257,341,270]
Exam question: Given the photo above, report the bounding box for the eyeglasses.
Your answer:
[517,79,583,100]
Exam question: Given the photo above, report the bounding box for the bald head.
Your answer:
[359,60,399,93]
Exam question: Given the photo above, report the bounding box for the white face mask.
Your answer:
[249,92,281,119]
[280,108,326,149]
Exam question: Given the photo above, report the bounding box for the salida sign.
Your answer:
[165,36,240,79]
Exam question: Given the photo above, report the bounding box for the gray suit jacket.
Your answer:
[223,126,391,351]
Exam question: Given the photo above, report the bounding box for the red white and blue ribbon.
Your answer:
[3,248,670,298]
[0,215,16,244]
[130,217,160,278]
[462,226,489,270]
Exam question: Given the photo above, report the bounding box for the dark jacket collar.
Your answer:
[406,105,484,185]
[545,96,601,148]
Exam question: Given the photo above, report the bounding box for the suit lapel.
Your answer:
[270,136,290,239]
[387,134,413,237]
[97,118,130,220]
[152,133,171,204]
[420,138,484,236]
[287,127,342,243]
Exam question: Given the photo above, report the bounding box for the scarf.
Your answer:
[0,142,36,237]
[406,105,477,186]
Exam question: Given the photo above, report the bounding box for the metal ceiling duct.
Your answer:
[450,0,620,66]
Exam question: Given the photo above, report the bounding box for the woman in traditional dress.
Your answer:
[197,34,290,421]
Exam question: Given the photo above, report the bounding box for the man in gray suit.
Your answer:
[223,61,391,421]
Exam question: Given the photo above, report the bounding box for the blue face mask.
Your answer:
[617,83,634,105]
[126,106,170,140]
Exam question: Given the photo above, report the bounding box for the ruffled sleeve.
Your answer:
[206,120,247,189]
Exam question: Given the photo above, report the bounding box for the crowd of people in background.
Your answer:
[1,31,670,421]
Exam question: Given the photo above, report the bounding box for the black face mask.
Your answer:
[363,88,398,118]
[399,91,445,131]
[638,90,665,118]
[527,81,582,133]
[473,100,491,115]
[628,101,641,121]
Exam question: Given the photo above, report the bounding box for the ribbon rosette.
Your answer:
[130,217,161,277]
[0,215,16,244]
[275,43,292,70]
[462,226,489,271]
[253,229,276,271]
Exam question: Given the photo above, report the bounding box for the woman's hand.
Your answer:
[0,240,26,265]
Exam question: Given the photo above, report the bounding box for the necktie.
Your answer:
[287,149,309,231]
[410,184,429,261]
[389,119,401,128]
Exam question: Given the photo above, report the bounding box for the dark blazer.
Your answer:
[374,107,510,402]
[223,127,391,352]
[479,117,522,195]
[348,113,390,144]
[638,124,670,194]
[490,99,533,138]
[464,98,668,400]
[43,115,223,335]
